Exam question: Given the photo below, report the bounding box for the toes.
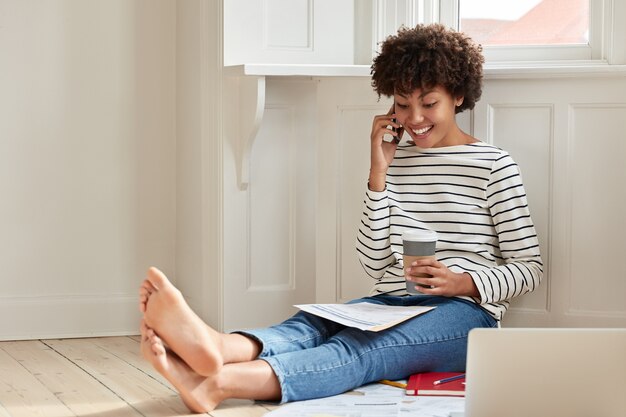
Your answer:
[150,334,166,356]
[139,280,156,313]
[139,295,148,313]
[139,287,151,300]
[139,283,153,295]
[141,323,166,358]
[140,279,157,296]
[146,266,170,291]
[140,319,149,338]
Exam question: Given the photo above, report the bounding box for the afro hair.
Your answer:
[371,24,484,113]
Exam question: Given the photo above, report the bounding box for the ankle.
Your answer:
[222,333,262,363]
[204,372,229,405]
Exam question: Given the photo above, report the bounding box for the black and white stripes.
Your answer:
[356,141,543,321]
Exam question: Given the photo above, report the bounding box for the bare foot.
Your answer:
[141,267,223,376]
[140,320,224,413]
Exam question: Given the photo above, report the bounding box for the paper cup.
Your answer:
[402,230,438,294]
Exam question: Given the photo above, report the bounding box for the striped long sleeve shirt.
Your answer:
[356,141,543,321]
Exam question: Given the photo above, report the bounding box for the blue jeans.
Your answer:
[238,295,497,403]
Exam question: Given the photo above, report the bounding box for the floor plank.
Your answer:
[84,336,171,388]
[43,338,198,417]
[259,404,280,412]
[209,400,271,417]
[0,345,74,417]
[2,340,142,417]
[0,338,279,417]
[0,404,12,417]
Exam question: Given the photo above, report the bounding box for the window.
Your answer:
[460,0,589,47]
[367,0,624,65]
[437,0,620,64]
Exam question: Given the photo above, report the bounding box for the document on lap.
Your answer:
[294,302,436,332]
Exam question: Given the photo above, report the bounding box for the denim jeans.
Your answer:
[238,295,497,403]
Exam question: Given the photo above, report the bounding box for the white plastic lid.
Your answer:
[402,229,438,242]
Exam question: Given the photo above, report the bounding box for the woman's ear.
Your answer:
[455,97,464,107]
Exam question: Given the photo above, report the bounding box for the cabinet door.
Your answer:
[224,0,354,65]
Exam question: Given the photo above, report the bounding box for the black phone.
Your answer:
[392,103,404,140]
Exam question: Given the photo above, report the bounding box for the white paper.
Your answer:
[294,302,436,331]
[263,382,465,417]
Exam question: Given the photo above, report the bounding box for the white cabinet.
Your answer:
[224,0,354,65]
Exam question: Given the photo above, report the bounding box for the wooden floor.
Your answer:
[0,336,280,417]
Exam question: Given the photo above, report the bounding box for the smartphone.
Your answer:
[392,103,404,140]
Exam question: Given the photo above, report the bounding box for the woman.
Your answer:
[139,23,542,413]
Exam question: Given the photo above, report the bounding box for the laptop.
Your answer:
[463,328,626,417]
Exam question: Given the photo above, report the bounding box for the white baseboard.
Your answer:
[0,294,141,341]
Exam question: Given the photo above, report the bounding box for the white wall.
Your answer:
[0,0,176,340]
[174,0,225,329]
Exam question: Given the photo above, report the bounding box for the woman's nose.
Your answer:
[406,108,424,124]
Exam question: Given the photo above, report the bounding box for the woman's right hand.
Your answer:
[369,105,402,191]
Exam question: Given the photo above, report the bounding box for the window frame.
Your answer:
[437,0,622,65]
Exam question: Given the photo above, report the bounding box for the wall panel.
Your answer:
[488,104,553,315]
[463,77,626,327]
[568,104,626,319]
[248,105,296,291]
[337,106,385,301]
[317,76,626,328]
[222,79,318,331]
[316,78,392,303]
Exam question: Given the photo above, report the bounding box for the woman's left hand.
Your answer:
[405,258,479,297]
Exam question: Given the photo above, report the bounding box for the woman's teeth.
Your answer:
[412,126,432,135]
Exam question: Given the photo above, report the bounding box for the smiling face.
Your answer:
[394,86,474,148]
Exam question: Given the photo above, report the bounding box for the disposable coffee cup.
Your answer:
[402,230,438,294]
